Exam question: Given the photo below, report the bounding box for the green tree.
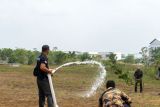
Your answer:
[124,54,135,64]
[33,48,40,58]
[140,47,149,66]
[0,48,13,61]
[27,51,36,65]
[109,53,123,75]
[0,49,2,60]
[14,49,28,64]
[150,47,160,66]
[68,51,76,58]
[48,51,55,64]
[8,53,17,63]
[66,51,77,62]
[108,53,117,65]
[79,52,91,61]
[53,51,67,64]
[135,58,142,64]
[92,55,102,61]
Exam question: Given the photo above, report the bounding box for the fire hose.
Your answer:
[47,61,106,107]
[48,73,59,107]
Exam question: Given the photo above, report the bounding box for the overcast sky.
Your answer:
[0,0,160,53]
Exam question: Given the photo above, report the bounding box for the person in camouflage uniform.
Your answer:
[99,80,132,107]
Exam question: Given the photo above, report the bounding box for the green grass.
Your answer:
[0,65,34,72]
[105,64,160,107]
[0,64,100,107]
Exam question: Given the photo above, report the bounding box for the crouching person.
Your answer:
[99,80,132,107]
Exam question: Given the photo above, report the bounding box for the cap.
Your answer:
[42,45,50,52]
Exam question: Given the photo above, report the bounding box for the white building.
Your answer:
[98,52,111,60]
[148,38,160,61]
[149,38,160,56]
[88,52,99,58]
[98,52,123,60]
[63,51,83,55]
[114,52,123,60]
[63,50,123,60]
[149,38,160,49]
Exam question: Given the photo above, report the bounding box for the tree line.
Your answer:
[0,47,160,66]
[0,48,92,65]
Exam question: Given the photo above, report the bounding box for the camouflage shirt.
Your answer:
[99,87,131,107]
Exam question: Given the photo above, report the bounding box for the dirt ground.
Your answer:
[0,65,160,107]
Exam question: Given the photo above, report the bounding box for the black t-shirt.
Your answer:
[37,54,49,80]
[134,69,143,79]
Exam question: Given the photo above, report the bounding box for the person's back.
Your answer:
[134,69,143,80]
[103,88,130,107]
[99,80,131,107]
[157,67,160,79]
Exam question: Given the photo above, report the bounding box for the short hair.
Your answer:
[106,80,115,88]
[136,68,141,72]
[42,45,50,52]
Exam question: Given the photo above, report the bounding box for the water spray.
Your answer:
[47,60,107,107]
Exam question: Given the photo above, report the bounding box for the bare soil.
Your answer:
[0,65,160,107]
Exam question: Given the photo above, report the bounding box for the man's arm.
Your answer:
[99,90,108,107]
[134,71,137,79]
[121,91,132,103]
[141,71,143,78]
[99,97,103,107]
[134,71,136,77]
[40,63,52,74]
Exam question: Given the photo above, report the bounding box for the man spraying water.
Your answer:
[34,45,55,107]
[33,46,107,107]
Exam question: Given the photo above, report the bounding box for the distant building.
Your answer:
[74,51,83,55]
[0,60,8,65]
[88,52,99,58]
[98,52,111,60]
[63,51,83,55]
[10,63,20,67]
[149,38,160,49]
[114,52,123,60]
[63,50,123,60]
[98,52,123,60]
[149,38,160,57]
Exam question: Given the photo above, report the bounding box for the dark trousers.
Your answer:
[124,104,131,107]
[135,79,143,93]
[37,78,54,107]
[106,104,130,107]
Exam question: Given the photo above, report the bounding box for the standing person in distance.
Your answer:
[134,68,143,93]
